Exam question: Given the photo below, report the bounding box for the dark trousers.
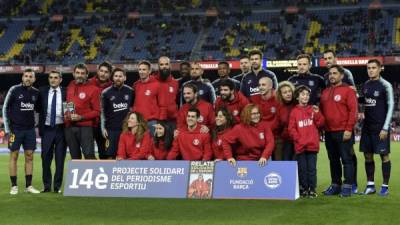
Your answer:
[41,125,66,191]
[325,131,354,186]
[296,151,317,191]
[93,126,106,159]
[65,126,95,159]
[282,140,295,161]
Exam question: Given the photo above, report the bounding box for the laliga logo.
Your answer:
[264,172,282,189]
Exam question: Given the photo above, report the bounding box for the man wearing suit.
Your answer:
[37,71,66,193]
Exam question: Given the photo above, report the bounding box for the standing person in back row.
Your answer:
[323,49,358,194]
[37,71,67,193]
[89,61,113,159]
[233,55,251,83]
[320,65,358,197]
[131,60,161,135]
[359,59,394,196]
[240,49,278,97]
[65,63,101,160]
[155,56,179,130]
[288,54,325,105]
[101,68,134,159]
[3,69,40,195]
[181,62,216,105]
[211,61,240,96]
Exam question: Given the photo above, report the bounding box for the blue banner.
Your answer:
[212,161,299,200]
[64,160,298,200]
[64,160,190,198]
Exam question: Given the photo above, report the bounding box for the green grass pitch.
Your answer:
[0,143,399,225]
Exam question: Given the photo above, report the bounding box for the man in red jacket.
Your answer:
[132,60,160,135]
[177,83,214,129]
[215,79,249,123]
[89,61,113,159]
[155,56,179,129]
[320,65,358,197]
[250,77,279,131]
[65,63,101,159]
[167,108,212,160]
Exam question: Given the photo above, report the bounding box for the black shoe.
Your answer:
[41,189,51,193]
[54,189,62,194]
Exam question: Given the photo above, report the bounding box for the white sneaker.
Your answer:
[25,186,40,194]
[10,186,18,195]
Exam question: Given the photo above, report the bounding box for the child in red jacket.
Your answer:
[289,85,324,198]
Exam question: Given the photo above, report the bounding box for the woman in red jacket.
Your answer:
[148,121,174,160]
[289,85,324,198]
[223,104,275,167]
[212,107,235,160]
[116,112,152,160]
[276,81,296,160]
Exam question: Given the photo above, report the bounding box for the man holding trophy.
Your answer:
[64,63,101,160]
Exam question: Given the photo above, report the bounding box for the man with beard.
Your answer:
[233,55,251,83]
[240,49,278,97]
[101,68,134,159]
[211,61,240,96]
[89,61,113,159]
[323,49,358,194]
[177,83,214,129]
[65,64,101,160]
[288,54,325,105]
[320,65,358,197]
[215,79,249,123]
[131,60,161,135]
[3,69,40,194]
[155,56,179,129]
[181,62,216,105]
[323,50,355,87]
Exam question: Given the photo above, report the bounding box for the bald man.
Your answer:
[250,77,280,159]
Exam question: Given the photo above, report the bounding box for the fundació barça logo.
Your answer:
[236,167,248,178]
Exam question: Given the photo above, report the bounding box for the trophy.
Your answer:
[63,102,75,120]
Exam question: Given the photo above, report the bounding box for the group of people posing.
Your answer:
[3,49,394,199]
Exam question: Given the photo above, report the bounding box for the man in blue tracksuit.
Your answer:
[240,49,278,97]
[3,69,40,195]
[181,62,216,105]
[359,59,394,196]
[288,54,325,105]
[101,68,134,159]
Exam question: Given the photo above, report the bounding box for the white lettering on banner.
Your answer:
[229,179,254,190]
[69,168,109,189]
